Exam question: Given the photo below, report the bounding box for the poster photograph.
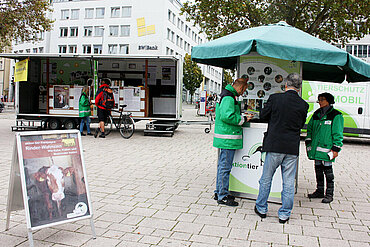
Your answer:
[54,86,69,109]
[17,132,91,229]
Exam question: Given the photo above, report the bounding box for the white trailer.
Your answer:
[2,54,183,136]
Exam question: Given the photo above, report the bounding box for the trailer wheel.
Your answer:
[64,119,76,129]
[49,118,61,130]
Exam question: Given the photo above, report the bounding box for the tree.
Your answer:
[183,53,204,103]
[222,69,234,89]
[181,0,369,44]
[0,0,53,52]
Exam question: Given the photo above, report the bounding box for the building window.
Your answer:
[109,26,119,36]
[60,27,68,37]
[108,44,118,54]
[122,6,131,17]
[168,10,172,21]
[120,25,130,36]
[85,8,94,19]
[84,26,93,36]
[346,45,352,54]
[119,44,129,54]
[71,9,79,20]
[83,45,92,54]
[167,28,171,40]
[58,45,67,53]
[96,8,105,19]
[61,9,70,20]
[33,48,38,53]
[70,27,78,37]
[69,45,77,53]
[94,26,104,37]
[111,7,120,18]
[171,31,174,42]
[0,60,3,70]
[358,45,367,57]
[93,45,103,54]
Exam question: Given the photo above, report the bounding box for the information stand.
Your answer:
[228,53,302,203]
[229,125,282,203]
[6,130,96,247]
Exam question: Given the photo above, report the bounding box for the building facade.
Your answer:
[12,0,223,102]
[342,35,370,64]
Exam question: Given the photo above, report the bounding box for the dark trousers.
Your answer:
[314,160,334,196]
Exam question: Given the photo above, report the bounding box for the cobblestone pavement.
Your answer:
[0,105,369,247]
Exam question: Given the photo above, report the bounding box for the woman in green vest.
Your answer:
[79,86,93,136]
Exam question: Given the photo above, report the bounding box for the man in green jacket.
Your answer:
[213,78,251,206]
[306,92,344,203]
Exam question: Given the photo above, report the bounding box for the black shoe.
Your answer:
[254,206,266,218]
[213,193,235,201]
[308,190,325,199]
[80,133,86,136]
[217,197,238,207]
[99,133,105,138]
[87,133,93,136]
[94,128,99,138]
[322,195,333,203]
[279,218,289,224]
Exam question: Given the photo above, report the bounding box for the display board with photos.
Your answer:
[238,53,301,118]
[6,131,95,237]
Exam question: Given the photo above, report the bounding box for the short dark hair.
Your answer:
[318,92,335,104]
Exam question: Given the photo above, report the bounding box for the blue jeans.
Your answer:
[215,149,236,200]
[255,152,298,220]
[79,116,91,134]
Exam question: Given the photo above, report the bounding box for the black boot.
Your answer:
[322,166,334,203]
[308,164,325,198]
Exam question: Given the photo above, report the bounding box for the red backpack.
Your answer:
[101,89,114,109]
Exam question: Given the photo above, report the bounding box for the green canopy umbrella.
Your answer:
[192,21,370,83]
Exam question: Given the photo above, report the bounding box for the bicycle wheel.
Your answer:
[104,115,113,136]
[119,116,134,139]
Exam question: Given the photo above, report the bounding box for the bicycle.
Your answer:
[95,104,135,139]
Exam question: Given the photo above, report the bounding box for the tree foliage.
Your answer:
[222,69,234,89]
[183,53,204,102]
[181,0,369,44]
[0,0,53,52]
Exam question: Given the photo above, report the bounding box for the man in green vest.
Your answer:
[213,78,251,206]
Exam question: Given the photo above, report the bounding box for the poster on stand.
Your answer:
[12,131,92,230]
[239,53,301,117]
[229,127,282,202]
[123,87,141,112]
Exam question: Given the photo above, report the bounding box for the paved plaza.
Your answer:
[0,104,369,246]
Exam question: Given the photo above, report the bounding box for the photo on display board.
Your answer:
[54,86,69,109]
[257,90,265,98]
[247,67,255,75]
[248,82,255,90]
[258,75,265,83]
[241,74,249,80]
[264,67,272,75]
[275,74,283,83]
[263,82,272,91]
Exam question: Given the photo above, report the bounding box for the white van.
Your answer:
[302,81,370,137]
